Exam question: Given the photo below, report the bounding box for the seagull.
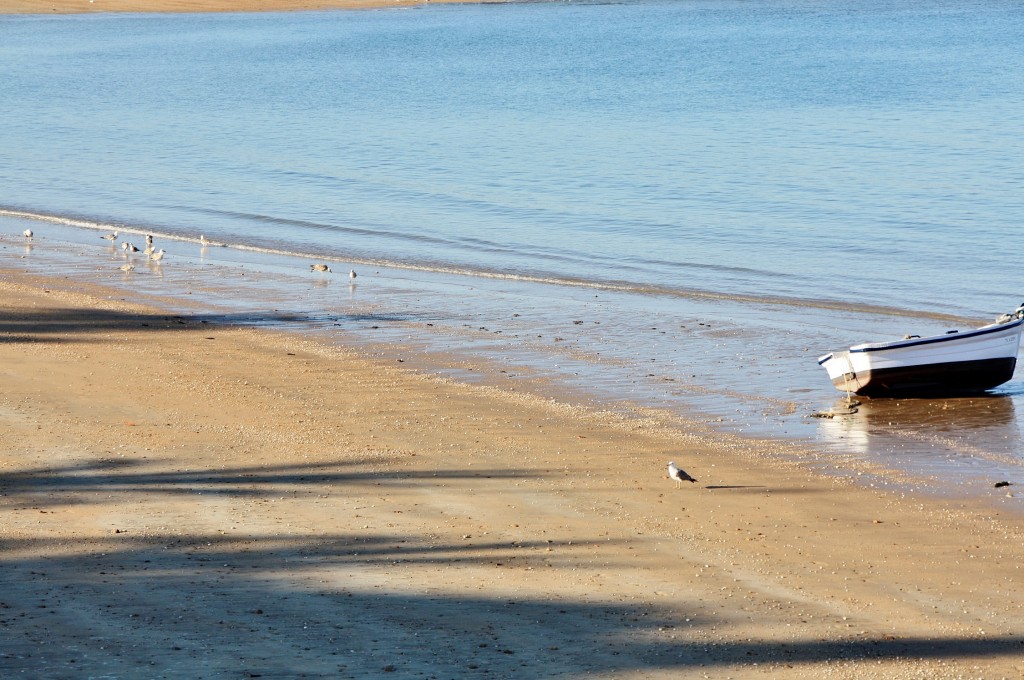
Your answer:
[310,263,331,272]
[143,243,156,256]
[199,234,209,247]
[667,461,697,486]
[150,248,165,261]
[118,263,135,272]
[101,231,118,242]
[121,242,140,253]
[145,233,153,245]
[349,269,357,279]
[23,229,33,238]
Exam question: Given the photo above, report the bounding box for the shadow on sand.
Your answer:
[2,457,1022,677]
[0,306,417,344]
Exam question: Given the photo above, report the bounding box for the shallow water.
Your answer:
[2,0,1023,500]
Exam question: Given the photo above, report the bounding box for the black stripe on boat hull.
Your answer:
[832,357,1018,397]
[851,317,1023,353]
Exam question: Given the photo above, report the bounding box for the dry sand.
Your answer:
[1,0,478,14]
[2,273,1023,678]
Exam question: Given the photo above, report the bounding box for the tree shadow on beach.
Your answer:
[0,457,550,509]
[0,306,417,344]
[1,456,1022,677]
[1,528,1022,679]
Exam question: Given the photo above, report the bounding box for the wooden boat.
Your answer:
[817,304,1024,397]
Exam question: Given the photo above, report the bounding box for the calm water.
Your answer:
[2,0,1024,500]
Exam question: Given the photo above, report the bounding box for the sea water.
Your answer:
[2,0,1023,499]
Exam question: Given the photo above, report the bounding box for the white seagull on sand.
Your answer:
[310,263,331,272]
[23,229,33,238]
[122,242,140,253]
[143,243,156,256]
[667,461,697,486]
[101,231,118,241]
[150,248,165,261]
[118,263,135,272]
[349,269,357,279]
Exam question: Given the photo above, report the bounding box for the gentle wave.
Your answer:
[184,207,809,281]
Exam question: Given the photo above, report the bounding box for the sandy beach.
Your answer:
[1,0,476,13]
[1,272,1023,678]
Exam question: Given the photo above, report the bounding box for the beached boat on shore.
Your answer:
[818,304,1024,397]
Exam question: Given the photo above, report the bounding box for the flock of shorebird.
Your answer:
[22,227,358,281]
[21,227,168,272]
[103,230,357,279]
[102,231,165,271]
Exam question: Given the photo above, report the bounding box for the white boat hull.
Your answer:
[818,314,1023,397]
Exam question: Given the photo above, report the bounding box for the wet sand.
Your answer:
[2,273,1024,678]
[1,0,478,13]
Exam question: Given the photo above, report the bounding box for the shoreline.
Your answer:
[2,272,1024,677]
[0,0,483,14]
[5,218,1023,505]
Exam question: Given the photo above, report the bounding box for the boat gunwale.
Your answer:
[848,316,1023,354]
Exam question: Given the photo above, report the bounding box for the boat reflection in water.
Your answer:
[816,393,1024,482]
